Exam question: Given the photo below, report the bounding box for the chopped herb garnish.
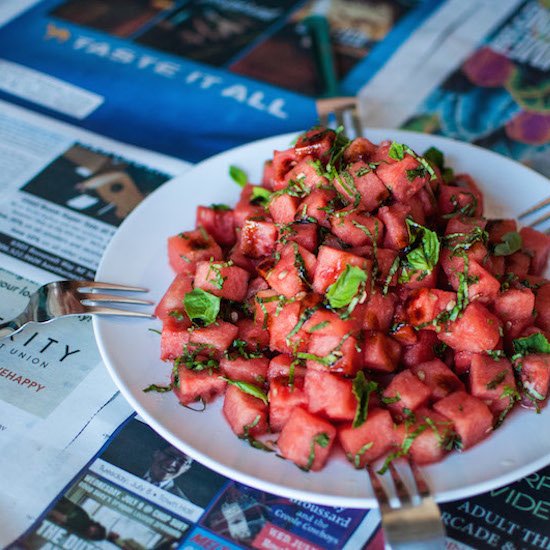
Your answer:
[250,186,272,205]
[222,377,268,405]
[399,219,440,283]
[304,432,330,471]
[352,372,378,428]
[486,370,507,390]
[512,333,550,358]
[184,288,221,326]
[494,231,522,256]
[143,382,173,393]
[211,203,231,211]
[326,265,367,309]
[351,442,374,468]
[229,165,247,187]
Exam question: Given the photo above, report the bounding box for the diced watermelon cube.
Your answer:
[189,322,239,358]
[222,384,268,437]
[444,256,500,304]
[493,288,535,322]
[278,222,318,253]
[506,252,531,277]
[438,302,501,352]
[240,219,278,258]
[168,229,222,274]
[333,162,389,211]
[405,288,457,329]
[298,188,337,227]
[173,366,226,406]
[312,246,371,294]
[304,369,356,421]
[361,292,397,332]
[268,376,309,432]
[196,205,236,247]
[267,354,306,380]
[236,318,270,352]
[469,354,516,416]
[487,219,517,245]
[454,351,475,375]
[330,208,384,247]
[269,301,307,354]
[272,148,297,189]
[382,369,431,417]
[518,353,550,404]
[438,184,482,218]
[295,128,335,161]
[376,155,429,202]
[233,185,266,227]
[194,261,250,301]
[402,330,439,369]
[433,391,493,449]
[277,407,336,471]
[265,243,316,298]
[155,273,193,327]
[283,156,328,189]
[520,227,550,276]
[394,408,452,465]
[363,331,401,373]
[338,408,395,468]
[305,333,362,376]
[268,193,299,224]
[220,356,269,385]
[161,325,190,361]
[378,203,411,250]
[303,309,359,338]
[343,137,377,163]
[411,359,465,401]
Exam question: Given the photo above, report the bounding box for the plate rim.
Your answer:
[94,128,550,508]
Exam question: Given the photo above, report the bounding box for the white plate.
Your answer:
[94,129,550,508]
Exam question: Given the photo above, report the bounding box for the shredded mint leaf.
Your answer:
[512,333,550,357]
[352,373,378,428]
[494,231,522,256]
[304,432,330,471]
[250,186,272,205]
[222,377,268,405]
[326,265,367,309]
[143,383,173,393]
[184,288,220,326]
[229,165,247,188]
[388,141,406,160]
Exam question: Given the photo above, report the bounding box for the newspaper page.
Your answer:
[1,0,550,549]
[0,100,189,546]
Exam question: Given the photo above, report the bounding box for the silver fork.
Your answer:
[518,196,550,234]
[0,280,154,339]
[367,460,447,549]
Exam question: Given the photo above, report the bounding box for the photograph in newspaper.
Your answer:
[401,0,550,176]
[11,471,191,550]
[98,418,228,512]
[200,482,370,549]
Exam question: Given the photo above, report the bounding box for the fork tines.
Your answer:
[73,280,154,317]
[316,97,363,139]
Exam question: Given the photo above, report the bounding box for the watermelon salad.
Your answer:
[149,126,550,473]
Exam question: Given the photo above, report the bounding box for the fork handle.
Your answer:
[0,314,28,339]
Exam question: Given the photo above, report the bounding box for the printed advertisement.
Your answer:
[0,0,440,162]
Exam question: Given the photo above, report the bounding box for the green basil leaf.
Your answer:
[183,288,220,326]
[222,377,268,405]
[326,265,367,309]
[513,333,550,357]
[250,186,272,205]
[229,165,247,188]
[494,231,522,256]
[400,219,440,281]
